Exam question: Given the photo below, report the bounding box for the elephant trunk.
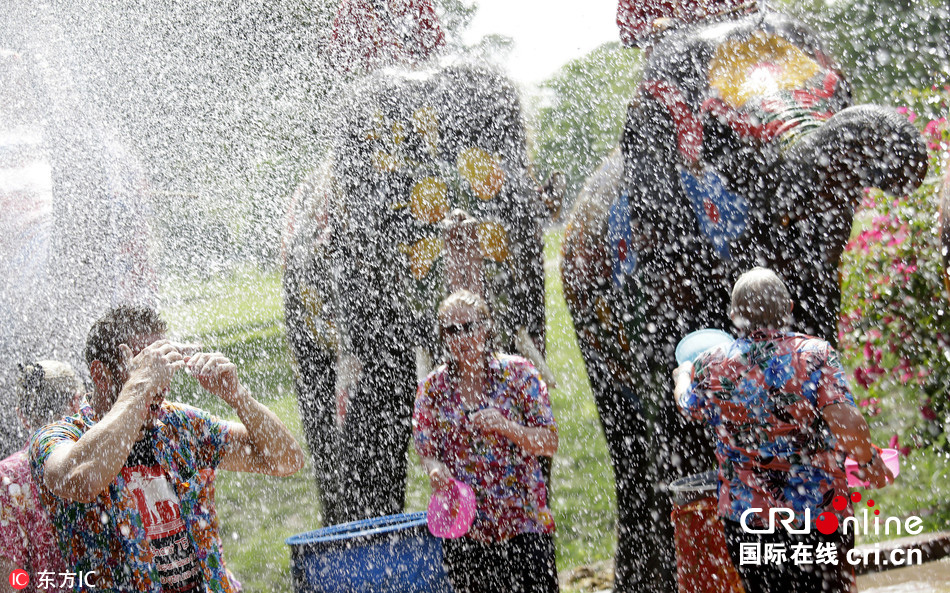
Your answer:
[440,209,556,384]
[768,106,927,342]
[777,105,928,223]
[514,326,558,389]
[442,208,484,298]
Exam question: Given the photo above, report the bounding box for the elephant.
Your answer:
[561,6,928,592]
[283,62,559,525]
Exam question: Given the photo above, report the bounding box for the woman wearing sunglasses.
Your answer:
[413,289,559,593]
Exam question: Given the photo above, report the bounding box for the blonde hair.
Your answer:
[437,289,491,324]
[17,360,83,430]
[436,289,497,358]
[729,267,792,334]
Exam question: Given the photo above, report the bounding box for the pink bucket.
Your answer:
[427,479,476,539]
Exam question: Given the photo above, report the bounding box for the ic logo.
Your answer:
[8,570,28,590]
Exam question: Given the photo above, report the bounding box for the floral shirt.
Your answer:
[413,354,557,543]
[681,331,854,528]
[0,447,68,591]
[30,399,238,593]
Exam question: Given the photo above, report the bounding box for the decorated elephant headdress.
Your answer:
[325,0,445,74]
[617,0,758,47]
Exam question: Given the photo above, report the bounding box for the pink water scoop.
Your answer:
[427,478,476,539]
[845,448,900,488]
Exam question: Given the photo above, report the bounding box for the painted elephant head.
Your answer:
[562,6,927,592]
[283,62,556,524]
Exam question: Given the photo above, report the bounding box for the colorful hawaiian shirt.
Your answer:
[1,447,68,591]
[30,398,238,593]
[413,354,557,543]
[681,330,855,528]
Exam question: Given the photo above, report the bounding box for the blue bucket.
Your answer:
[286,512,454,593]
[675,328,735,365]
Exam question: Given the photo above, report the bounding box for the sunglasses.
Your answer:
[441,320,482,336]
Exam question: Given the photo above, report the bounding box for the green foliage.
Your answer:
[543,230,618,567]
[838,104,950,530]
[465,33,515,65]
[530,43,641,211]
[854,446,950,546]
[781,0,950,104]
[839,104,950,458]
[433,0,479,50]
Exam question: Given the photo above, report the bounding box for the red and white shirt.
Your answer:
[123,438,203,593]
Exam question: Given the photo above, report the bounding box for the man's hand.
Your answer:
[42,339,194,503]
[823,403,894,490]
[117,340,190,426]
[198,353,305,477]
[672,361,694,384]
[185,351,242,405]
[672,361,695,413]
[858,450,894,489]
[121,340,187,392]
[427,462,454,492]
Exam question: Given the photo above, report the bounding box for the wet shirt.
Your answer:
[413,354,557,543]
[124,438,203,593]
[681,331,854,528]
[0,448,68,592]
[30,399,237,593]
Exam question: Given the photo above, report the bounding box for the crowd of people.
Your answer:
[0,268,890,593]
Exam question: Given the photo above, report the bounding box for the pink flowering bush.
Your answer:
[839,93,950,453]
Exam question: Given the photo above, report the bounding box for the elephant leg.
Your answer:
[572,324,654,591]
[594,365,717,593]
[581,344,663,593]
[284,229,354,522]
[337,345,416,520]
[639,369,718,593]
[593,380,654,592]
[292,346,348,525]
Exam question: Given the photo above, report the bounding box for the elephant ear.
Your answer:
[616,96,692,255]
[613,93,735,335]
